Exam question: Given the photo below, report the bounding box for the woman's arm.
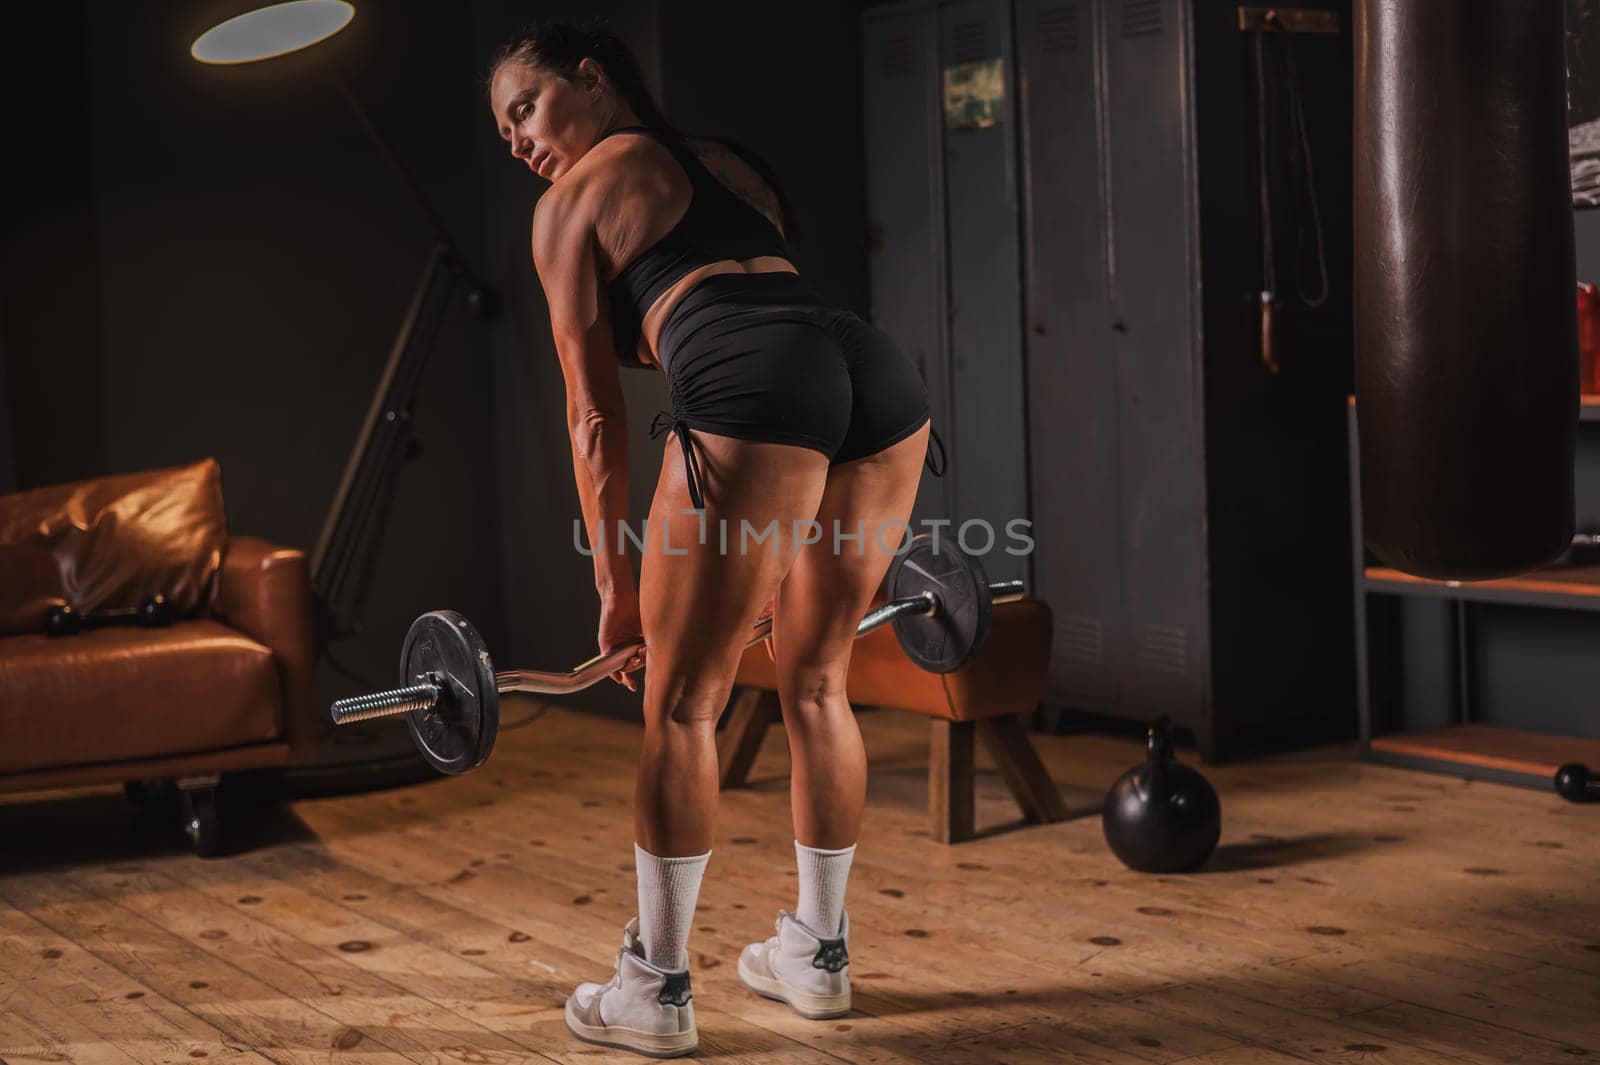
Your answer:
[531,183,635,601]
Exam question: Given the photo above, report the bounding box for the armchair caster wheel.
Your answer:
[123,779,170,807]
[179,787,222,858]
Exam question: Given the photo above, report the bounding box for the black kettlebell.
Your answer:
[1102,715,1221,873]
[1554,762,1600,803]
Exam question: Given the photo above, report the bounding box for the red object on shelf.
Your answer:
[1579,282,1600,394]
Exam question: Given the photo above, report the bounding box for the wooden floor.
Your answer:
[2,703,1597,1065]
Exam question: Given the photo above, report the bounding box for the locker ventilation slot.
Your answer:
[1137,624,1187,675]
[879,33,914,78]
[1039,4,1079,53]
[950,21,988,64]
[1060,615,1104,667]
[1120,0,1163,38]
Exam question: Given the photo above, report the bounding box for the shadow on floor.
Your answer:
[1204,832,1375,872]
[0,788,318,874]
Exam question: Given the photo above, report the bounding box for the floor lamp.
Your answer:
[193,0,494,790]
[193,0,494,648]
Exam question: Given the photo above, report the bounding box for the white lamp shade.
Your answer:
[191,1,355,65]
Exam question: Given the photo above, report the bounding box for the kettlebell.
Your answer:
[1102,715,1222,873]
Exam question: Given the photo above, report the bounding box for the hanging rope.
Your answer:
[1253,15,1331,373]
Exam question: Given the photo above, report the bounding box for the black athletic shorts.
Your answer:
[649,271,938,509]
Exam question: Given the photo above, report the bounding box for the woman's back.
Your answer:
[555,129,801,367]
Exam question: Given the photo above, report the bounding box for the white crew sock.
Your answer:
[634,844,710,970]
[794,840,856,937]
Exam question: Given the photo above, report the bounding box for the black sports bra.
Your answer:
[597,125,796,367]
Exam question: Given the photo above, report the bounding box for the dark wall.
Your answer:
[470,0,669,718]
[3,2,104,492]
[3,1,873,729]
[3,2,504,735]
[660,4,870,315]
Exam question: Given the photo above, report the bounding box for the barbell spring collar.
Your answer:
[330,680,441,725]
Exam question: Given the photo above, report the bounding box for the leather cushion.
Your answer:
[0,459,228,636]
[0,620,283,775]
[734,597,1051,722]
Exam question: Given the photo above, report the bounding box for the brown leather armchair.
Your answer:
[0,460,317,855]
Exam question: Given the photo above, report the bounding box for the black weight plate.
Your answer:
[886,534,991,673]
[400,610,499,775]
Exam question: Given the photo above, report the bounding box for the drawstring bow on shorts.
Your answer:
[649,409,707,511]
[925,424,947,477]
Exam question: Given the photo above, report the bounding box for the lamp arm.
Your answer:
[329,70,489,299]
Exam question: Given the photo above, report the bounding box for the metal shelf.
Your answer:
[1366,724,1600,791]
[1348,400,1600,792]
[1364,564,1600,611]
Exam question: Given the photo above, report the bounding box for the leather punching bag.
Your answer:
[1354,0,1577,580]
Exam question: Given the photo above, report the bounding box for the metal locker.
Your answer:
[861,5,952,529]
[1016,0,1122,709]
[1100,0,1210,730]
[936,0,1029,583]
[861,0,1030,582]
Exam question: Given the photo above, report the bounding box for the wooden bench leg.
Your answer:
[929,719,976,843]
[718,688,780,789]
[977,714,1069,824]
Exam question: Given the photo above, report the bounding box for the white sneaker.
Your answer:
[564,917,698,1058]
[737,909,852,1019]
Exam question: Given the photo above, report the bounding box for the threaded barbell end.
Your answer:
[331,682,440,725]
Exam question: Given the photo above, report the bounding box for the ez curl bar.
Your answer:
[329,535,1023,774]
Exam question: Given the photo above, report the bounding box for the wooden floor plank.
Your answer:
[240,844,995,1065]
[64,864,562,1065]
[288,755,1359,1064]
[0,901,271,1065]
[296,709,1591,1061]
[154,850,854,1065]
[302,777,1311,1065]
[0,874,418,1065]
[1338,1001,1595,1065]
[302,770,1452,1061]
[1165,1045,1317,1064]
[1128,983,1469,1064]
[3,704,1596,1064]
[0,985,147,1065]
[1493,962,1600,1014]
[308,726,1387,1034]
[289,804,1066,1063]
[1276,947,1600,1049]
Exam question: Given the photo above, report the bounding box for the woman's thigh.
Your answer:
[771,422,931,701]
[638,430,830,720]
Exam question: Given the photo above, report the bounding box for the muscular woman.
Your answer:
[487,24,939,1057]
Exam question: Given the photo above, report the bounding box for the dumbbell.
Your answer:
[1554,763,1600,803]
[45,595,174,637]
[330,534,1023,774]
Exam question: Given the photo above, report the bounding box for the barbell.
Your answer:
[329,534,1024,775]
